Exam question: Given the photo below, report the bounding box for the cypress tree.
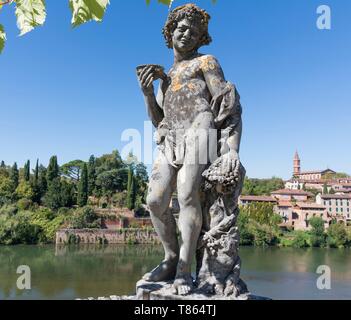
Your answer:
[87,155,96,196]
[10,162,19,192]
[77,163,88,207]
[31,160,41,204]
[323,183,328,195]
[44,177,62,210]
[38,165,47,199]
[46,156,59,184]
[24,160,30,181]
[0,161,5,168]
[127,167,136,210]
[34,159,39,183]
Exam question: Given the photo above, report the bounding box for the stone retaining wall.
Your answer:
[56,228,160,245]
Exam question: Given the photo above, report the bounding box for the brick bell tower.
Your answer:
[293,151,301,177]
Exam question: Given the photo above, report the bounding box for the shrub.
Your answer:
[249,221,279,247]
[68,206,101,229]
[327,222,348,248]
[17,198,33,211]
[291,231,311,248]
[309,217,326,247]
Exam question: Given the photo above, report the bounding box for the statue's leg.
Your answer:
[173,134,209,295]
[143,150,179,282]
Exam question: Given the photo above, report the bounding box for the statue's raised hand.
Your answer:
[136,64,167,96]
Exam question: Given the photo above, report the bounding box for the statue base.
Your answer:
[136,280,271,301]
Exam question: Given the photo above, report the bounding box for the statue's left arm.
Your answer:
[202,55,243,156]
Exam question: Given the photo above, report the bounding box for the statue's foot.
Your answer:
[142,258,178,282]
[171,274,194,296]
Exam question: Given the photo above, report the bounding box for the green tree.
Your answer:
[15,181,34,200]
[95,168,128,196]
[37,165,47,201]
[46,156,59,184]
[61,160,85,182]
[0,177,13,204]
[61,180,76,208]
[323,183,328,195]
[77,163,88,207]
[241,177,284,196]
[309,217,326,247]
[23,160,30,181]
[87,155,96,196]
[10,162,19,194]
[0,161,5,168]
[329,188,335,195]
[43,177,62,210]
[34,159,39,183]
[126,166,135,210]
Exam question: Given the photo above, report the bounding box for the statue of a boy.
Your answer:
[137,3,246,297]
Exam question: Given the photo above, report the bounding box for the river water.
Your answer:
[0,245,350,300]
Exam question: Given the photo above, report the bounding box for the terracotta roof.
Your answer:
[321,194,351,200]
[240,196,277,202]
[299,169,336,175]
[271,189,313,196]
[296,202,326,209]
[277,201,293,207]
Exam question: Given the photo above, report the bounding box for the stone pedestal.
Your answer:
[136,280,270,301]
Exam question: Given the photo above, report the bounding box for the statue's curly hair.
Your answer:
[162,3,212,49]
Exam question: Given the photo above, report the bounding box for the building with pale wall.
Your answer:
[316,193,351,224]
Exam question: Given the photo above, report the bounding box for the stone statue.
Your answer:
[136,3,249,299]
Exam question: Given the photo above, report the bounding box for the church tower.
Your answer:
[293,151,301,177]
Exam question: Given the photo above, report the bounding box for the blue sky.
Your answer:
[0,0,350,179]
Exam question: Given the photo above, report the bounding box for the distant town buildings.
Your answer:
[239,151,351,230]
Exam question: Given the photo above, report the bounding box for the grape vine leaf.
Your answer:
[15,0,47,36]
[69,0,110,27]
[0,24,6,53]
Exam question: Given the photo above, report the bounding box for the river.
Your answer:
[0,245,350,300]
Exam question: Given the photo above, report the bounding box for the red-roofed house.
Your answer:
[271,189,313,202]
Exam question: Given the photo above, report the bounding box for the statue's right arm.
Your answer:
[143,89,164,128]
[138,66,166,128]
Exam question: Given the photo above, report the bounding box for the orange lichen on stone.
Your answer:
[171,75,183,92]
[187,82,196,91]
[200,55,216,72]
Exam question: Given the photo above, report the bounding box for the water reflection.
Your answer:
[0,245,350,300]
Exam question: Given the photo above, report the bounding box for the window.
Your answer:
[329,201,332,206]
[336,208,339,213]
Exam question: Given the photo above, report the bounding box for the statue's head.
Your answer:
[162,3,212,52]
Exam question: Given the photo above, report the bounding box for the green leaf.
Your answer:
[0,24,6,54]
[15,0,47,36]
[69,0,110,27]
[145,0,172,5]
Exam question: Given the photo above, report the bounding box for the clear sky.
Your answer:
[0,0,350,179]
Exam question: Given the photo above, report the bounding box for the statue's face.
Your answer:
[172,18,202,53]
